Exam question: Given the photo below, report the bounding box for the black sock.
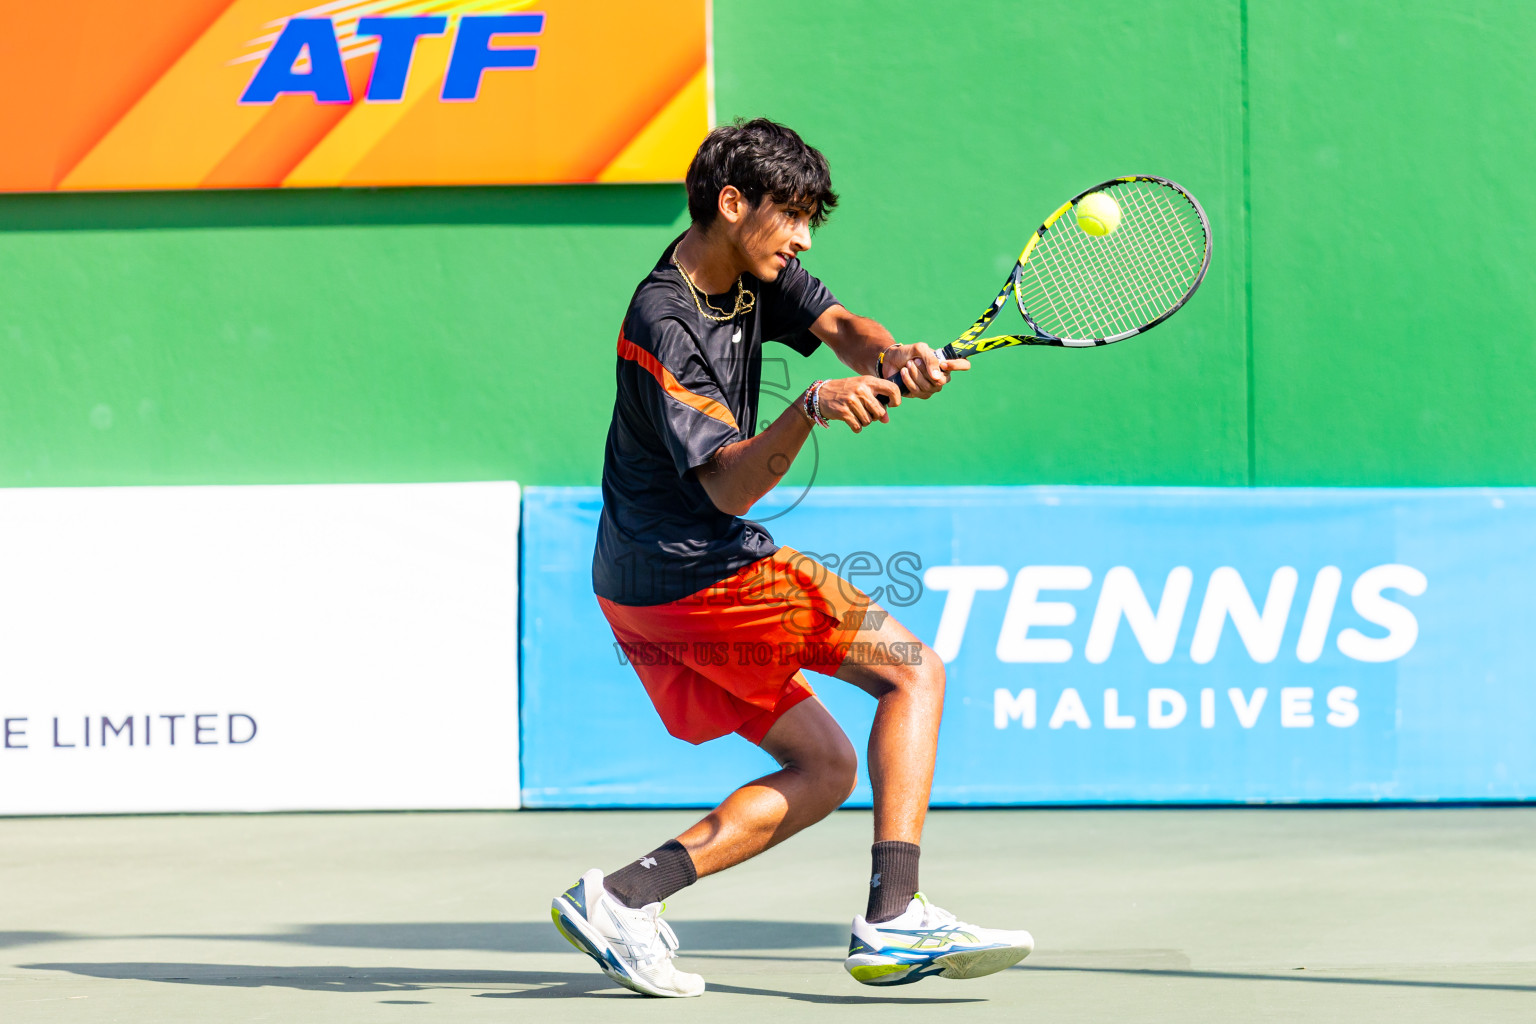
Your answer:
[604,840,698,910]
[866,840,920,923]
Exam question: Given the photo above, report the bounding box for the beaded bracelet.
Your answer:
[804,380,829,428]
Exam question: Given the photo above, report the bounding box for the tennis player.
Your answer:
[551,119,1033,997]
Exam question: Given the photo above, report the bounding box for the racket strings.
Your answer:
[1075,202,1184,328]
[1042,227,1150,334]
[1021,224,1119,336]
[1018,256,1081,337]
[1021,231,1135,338]
[1040,192,1186,336]
[1018,180,1207,341]
[1087,185,1203,327]
[1093,194,1187,300]
[1113,191,1202,305]
[1095,184,1204,317]
[1023,234,1136,338]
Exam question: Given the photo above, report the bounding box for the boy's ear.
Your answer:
[717,185,748,225]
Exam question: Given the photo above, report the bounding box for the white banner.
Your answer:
[0,482,521,814]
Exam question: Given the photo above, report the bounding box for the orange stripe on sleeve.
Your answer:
[618,333,739,432]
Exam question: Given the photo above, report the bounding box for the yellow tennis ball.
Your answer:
[1076,191,1121,237]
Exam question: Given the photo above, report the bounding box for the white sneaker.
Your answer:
[550,868,704,998]
[845,892,1034,986]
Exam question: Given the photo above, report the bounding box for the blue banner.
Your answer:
[520,486,1536,807]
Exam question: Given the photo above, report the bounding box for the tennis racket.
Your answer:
[880,175,1211,401]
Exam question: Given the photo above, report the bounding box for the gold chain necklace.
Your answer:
[672,252,755,322]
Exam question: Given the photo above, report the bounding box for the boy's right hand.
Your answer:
[818,376,902,432]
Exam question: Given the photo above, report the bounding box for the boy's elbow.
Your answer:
[697,472,751,518]
[716,496,753,518]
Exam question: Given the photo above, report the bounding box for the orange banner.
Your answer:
[0,0,710,192]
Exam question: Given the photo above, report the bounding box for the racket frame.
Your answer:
[941,175,1212,360]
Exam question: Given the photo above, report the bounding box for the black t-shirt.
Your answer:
[593,235,839,606]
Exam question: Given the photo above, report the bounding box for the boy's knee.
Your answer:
[894,645,945,701]
[919,645,945,690]
[813,735,859,808]
[832,741,859,801]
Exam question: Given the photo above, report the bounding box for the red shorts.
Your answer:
[598,547,872,745]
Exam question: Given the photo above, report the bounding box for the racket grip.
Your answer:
[875,344,957,406]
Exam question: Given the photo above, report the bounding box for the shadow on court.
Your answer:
[20,963,984,1004]
[135,920,849,954]
[1026,965,1536,994]
[18,926,1536,995]
[0,932,78,950]
[23,957,1536,1001]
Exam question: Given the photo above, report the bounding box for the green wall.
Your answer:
[1248,0,1536,485]
[0,1,1528,488]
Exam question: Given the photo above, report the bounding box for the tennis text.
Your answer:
[925,563,1425,665]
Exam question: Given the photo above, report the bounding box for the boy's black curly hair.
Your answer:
[685,118,838,229]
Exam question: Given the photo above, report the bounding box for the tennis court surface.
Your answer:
[3,807,1532,1022]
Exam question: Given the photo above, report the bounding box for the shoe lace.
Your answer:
[916,893,961,930]
[601,899,680,969]
[655,914,681,955]
[640,904,680,961]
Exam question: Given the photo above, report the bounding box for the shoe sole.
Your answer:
[550,896,702,998]
[846,943,1033,985]
[934,943,1033,979]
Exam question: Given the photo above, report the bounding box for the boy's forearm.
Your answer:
[836,315,897,376]
[694,400,813,517]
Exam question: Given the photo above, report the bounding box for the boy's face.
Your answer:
[728,196,815,282]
